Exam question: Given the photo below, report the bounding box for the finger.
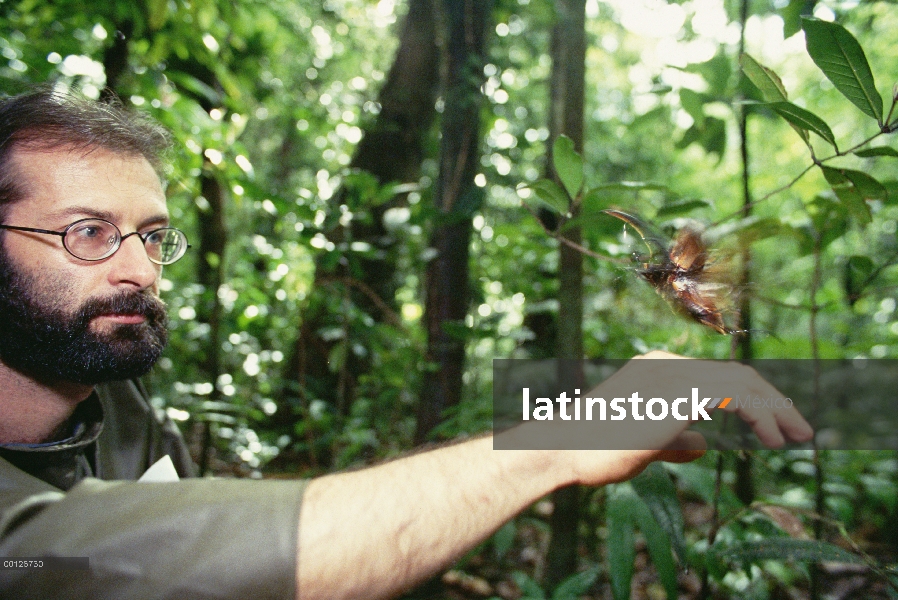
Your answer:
[729,406,786,448]
[730,365,813,443]
[775,407,814,443]
[722,398,813,447]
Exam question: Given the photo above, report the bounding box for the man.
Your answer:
[0,88,813,600]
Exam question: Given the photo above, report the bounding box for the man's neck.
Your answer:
[0,363,94,444]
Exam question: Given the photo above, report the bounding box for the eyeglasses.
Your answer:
[0,218,190,265]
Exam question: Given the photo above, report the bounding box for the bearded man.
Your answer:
[0,88,813,600]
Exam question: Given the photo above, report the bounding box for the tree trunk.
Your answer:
[289,0,442,426]
[544,0,586,591]
[410,3,490,595]
[414,0,491,445]
[195,166,228,475]
[734,0,755,508]
[101,20,133,99]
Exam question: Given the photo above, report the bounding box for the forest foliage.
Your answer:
[1,0,897,598]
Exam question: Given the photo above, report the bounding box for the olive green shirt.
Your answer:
[0,380,305,600]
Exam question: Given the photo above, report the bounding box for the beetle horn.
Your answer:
[602,209,667,259]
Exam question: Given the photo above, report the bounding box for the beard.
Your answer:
[0,252,169,385]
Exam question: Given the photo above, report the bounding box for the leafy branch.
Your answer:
[708,500,898,594]
[739,18,898,226]
[518,135,637,266]
[519,197,629,265]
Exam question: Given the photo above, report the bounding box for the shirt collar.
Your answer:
[0,393,104,452]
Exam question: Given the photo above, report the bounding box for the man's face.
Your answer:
[0,146,171,385]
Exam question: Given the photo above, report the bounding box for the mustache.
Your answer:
[75,291,168,326]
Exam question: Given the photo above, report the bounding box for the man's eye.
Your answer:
[69,223,115,245]
[70,225,102,239]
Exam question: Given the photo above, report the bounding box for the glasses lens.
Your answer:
[145,228,188,264]
[63,219,119,260]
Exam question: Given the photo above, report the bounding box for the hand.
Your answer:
[561,350,813,486]
[628,350,814,447]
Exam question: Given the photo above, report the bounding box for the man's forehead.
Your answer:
[44,204,171,227]
[10,144,161,179]
[7,146,168,223]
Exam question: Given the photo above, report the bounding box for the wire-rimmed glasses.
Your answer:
[0,218,190,265]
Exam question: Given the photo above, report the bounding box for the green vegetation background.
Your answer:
[1,0,896,597]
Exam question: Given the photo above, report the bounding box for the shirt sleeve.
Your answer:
[0,477,305,600]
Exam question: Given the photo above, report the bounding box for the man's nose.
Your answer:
[107,234,160,290]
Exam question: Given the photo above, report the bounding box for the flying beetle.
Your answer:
[603,209,744,335]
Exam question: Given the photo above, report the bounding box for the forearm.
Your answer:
[295,435,572,600]
[294,354,813,600]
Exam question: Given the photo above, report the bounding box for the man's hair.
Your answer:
[0,86,172,221]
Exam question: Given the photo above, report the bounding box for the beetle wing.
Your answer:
[670,277,729,334]
[669,228,707,272]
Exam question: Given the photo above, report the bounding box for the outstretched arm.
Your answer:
[297,433,704,600]
[295,352,813,600]
[298,436,566,600]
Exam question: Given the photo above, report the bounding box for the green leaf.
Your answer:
[880,180,898,205]
[327,341,347,373]
[552,135,584,199]
[804,195,851,250]
[607,486,637,600]
[204,251,221,269]
[841,169,888,201]
[712,538,865,565]
[678,116,727,157]
[740,53,788,102]
[854,146,898,158]
[441,321,475,340]
[707,217,785,248]
[821,166,873,224]
[606,481,679,600]
[822,167,887,202]
[168,71,223,106]
[630,463,687,564]
[699,116,727,157]
[665,463,741,507]
[579,187,611,216]
[781,0,811,39]
[681,51,732,97]
[492,521,516,560]
[843,255,874,306]
[679,88,706,127]
[767,101,837,150]
[511,572,546,600]
[802,18,883,124]
[656,198,713,219]
[675,124,702,150]
[580,182,667,225]
[147,0,170,30]
[592,181,670,193]
[551,568,599,600]
[629,499,678,600]
[524,179,571,215]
